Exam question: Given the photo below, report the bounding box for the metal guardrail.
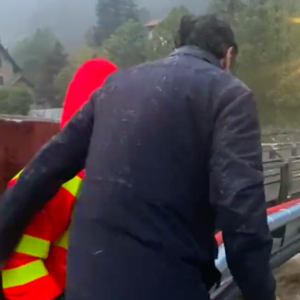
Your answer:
[212,236,300,300]
[211,142,300,300]
[262,142,300,160]
[262,143,300,205]
[212,207,300,300]
[261,130,300,143]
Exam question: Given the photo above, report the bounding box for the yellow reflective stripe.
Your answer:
[12,169,23,180]
[2,260,49,288]
[54,228,69,249]
[62,175,82,197]
[15,234,50,259]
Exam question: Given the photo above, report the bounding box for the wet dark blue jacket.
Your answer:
[0,46,275,300]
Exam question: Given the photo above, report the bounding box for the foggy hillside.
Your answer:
[0,0,210,50]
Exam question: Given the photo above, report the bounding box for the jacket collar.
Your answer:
[169,46,221,68]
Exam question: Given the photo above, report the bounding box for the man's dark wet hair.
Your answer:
[175,14,238,59]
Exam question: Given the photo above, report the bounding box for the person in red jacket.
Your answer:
[2,59,117,300]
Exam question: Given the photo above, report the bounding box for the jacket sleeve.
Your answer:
[0,94,95,265]
[209,74,276,300]
[2,176,72,300]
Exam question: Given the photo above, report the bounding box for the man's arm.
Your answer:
[0,93,95,265]
[210,74,276,300]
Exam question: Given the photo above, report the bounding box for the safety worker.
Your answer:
[0,14,277,300]
[1,58,117,300]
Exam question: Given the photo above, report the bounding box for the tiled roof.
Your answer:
[144,19,161,27]
[0,43,34,87]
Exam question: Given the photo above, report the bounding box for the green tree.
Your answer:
[234,1,297,105]
[55,45,105,100]
[93,0,139,45]
[35,41,68,107]
[209,0,300,126]
[0,88,33,115]
[208,0,246,25]
[146,6,190,60]
[12,28,59,84]
[102,20,148,68]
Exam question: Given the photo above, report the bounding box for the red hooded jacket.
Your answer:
[2,59,117,300]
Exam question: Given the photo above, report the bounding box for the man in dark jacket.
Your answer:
[0,14,276,300]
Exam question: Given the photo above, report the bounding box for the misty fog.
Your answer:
[0,0,210,50]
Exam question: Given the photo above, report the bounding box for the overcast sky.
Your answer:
[0,0,210,50]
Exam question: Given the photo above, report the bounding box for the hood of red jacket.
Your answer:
[60,58,117,128]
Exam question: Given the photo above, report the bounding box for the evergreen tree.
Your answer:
[35,41,68,107]
[55,45,102,100]
[93,0,139,45]
[208,0,246,25]
[146,6,190,60]
[102,20,148,68]
[12,28,59,84]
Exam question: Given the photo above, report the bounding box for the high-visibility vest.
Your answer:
[2,170,84,300]
[45,226,70,290]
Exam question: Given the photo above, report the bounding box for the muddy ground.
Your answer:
[275,255,300,300]
[236,255,300,299]
[235,255,300,300]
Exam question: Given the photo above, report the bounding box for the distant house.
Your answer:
[144,19,161,39]
[0,43,34,90]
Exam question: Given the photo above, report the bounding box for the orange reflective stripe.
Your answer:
[15,234,50,258]
[62,175,82,197]
[54,228,69,250]
[2,260,49,288]
[12,171,82,195]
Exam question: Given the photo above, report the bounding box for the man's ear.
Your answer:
[223,46,234,71]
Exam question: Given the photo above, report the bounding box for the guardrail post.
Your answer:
[269,148,276,159]
[278,161,290,204]
[271,162,289,244]
[291,143,298,157]
[287,158,294,199]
